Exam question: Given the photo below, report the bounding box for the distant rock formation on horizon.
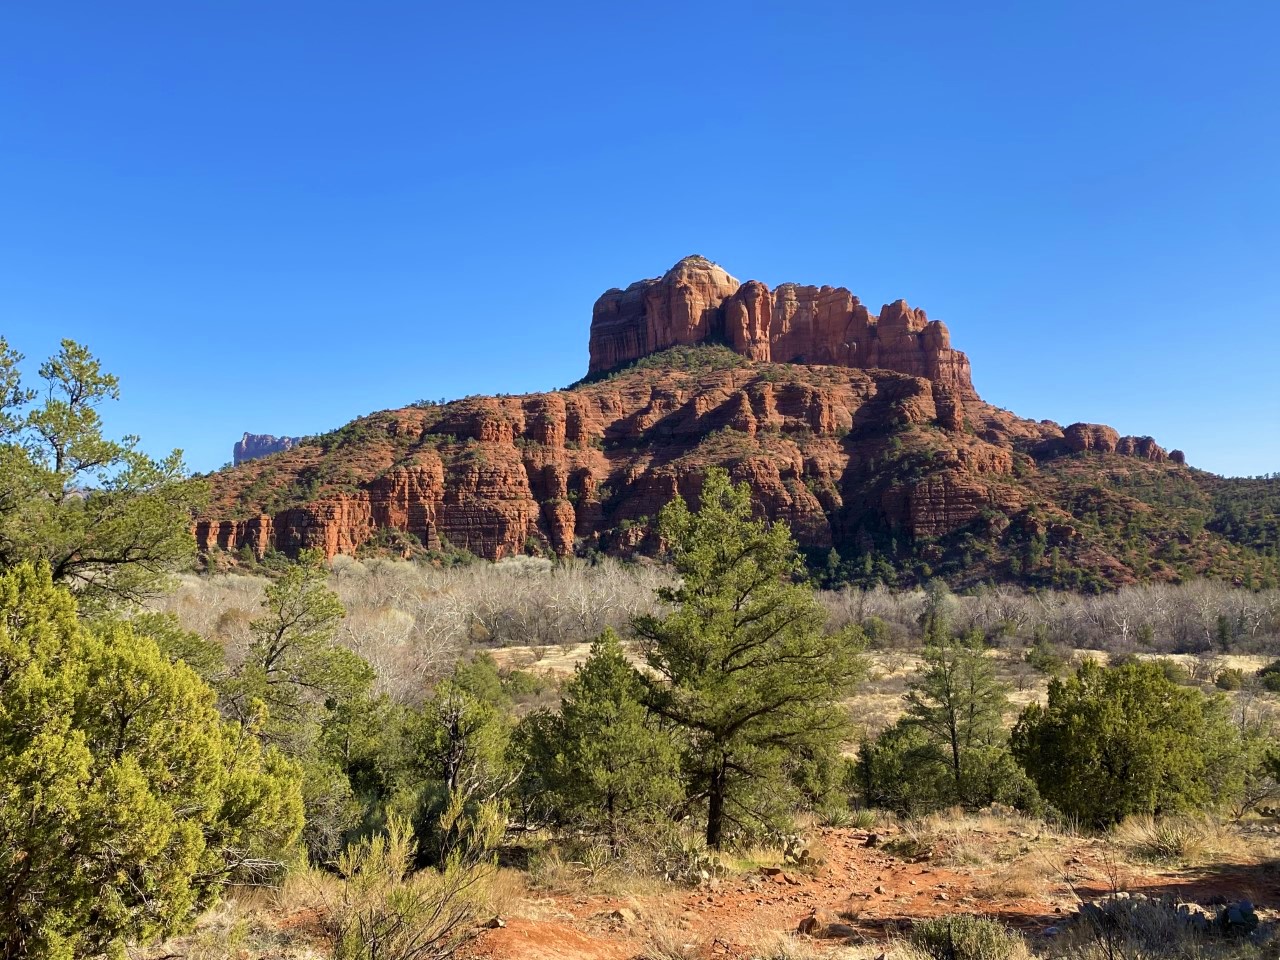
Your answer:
[233,432,300,466]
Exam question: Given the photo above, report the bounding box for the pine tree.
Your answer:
[225,550,372,754]
[222,550,375,860]
[904,630,1010,805]
[0,338,204,611]
[634,468,865,848]
[543,629,680,847]
[858,629,1036,815]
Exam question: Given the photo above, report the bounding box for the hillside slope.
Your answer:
[195,344,1276,591]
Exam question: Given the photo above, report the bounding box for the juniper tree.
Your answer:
[0,563,302,960]
[1012,659,1245,825]
[634,468,865,848]
[539,629,680,847]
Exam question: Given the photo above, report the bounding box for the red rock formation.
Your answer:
[197,362,1029,563]
[1063,423,1169,462]
[1063,423,1121,453]
[589,257,976,399]
[197,257,1193,589]
[589,256,741,371]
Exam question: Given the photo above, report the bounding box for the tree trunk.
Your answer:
[707,762,726,849]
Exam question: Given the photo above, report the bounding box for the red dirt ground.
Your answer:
[464,825,1280,960]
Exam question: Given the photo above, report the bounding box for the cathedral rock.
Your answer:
[588,255,976,400]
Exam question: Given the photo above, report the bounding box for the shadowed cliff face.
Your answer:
[587,256,976,400]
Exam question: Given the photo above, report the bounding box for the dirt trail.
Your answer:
[467,825,1280,960]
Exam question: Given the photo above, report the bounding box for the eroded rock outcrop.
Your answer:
[198,255,1191,588]
[197,363,1024,563]
[1064,423,1168,462]
[588,256,976,398]
[234,432,300,465]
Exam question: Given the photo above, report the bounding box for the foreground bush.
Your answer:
[327,794,501,960]
[909,914,1027,960]
[1011,659,1245,826]
[0,563,303,959]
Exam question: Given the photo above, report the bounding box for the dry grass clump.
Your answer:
[972,858,1059,902]
[524,836,678,898]
[1045,896,1272,960]
[636,909,705,960]
[890,806,1067,868]
[139,884,330,960]
[740,930,829,959]
[1112,815,1247,866]
[903,914,1031,960]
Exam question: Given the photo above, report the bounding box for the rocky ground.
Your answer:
[461,814,1280,959]
[153,811,1280,960]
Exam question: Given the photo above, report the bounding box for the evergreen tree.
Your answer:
[222,550,376,860]
[0,563,302,959]
[1012,659,1245,826]
[225,550,372,754]
[0,338,204,611]
[542,629,680,847]
[858,630,1036,814]
[633,468,865,848]
[394,664,517,864]
[904,630,1010,803]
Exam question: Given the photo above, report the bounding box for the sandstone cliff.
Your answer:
[195,256,1246,590]
[588,256,976,399]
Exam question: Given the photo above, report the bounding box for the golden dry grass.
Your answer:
[1110,815,1250,867]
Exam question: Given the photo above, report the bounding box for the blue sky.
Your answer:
[2,1,1277,476]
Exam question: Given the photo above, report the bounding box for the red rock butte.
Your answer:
[194,254,1216,588]
[588,255,976,400]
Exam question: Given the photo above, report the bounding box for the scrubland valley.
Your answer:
[4,299,1280,960]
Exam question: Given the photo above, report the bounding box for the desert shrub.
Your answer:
[816,803,852,828]
[1113,815,1222,863]
[1153,657,1193,685]
[847,808,880,830]
[1215,668,1246,691]
[326,798,501,960]
[1257,659,1280,692]
[1012,659,1247,826]
[0,563,303,960]
[1025,639,1068,675]
[909,914,1027,960]
[1056,895,1265,959]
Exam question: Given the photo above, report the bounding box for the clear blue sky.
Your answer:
[2,2,1277,477]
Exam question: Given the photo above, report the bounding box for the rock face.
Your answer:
[234,433,300,465]
[198,255,1200,589]
[198,362,1030,563]
[588,256,976,399]
[1063,423,1168,461]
